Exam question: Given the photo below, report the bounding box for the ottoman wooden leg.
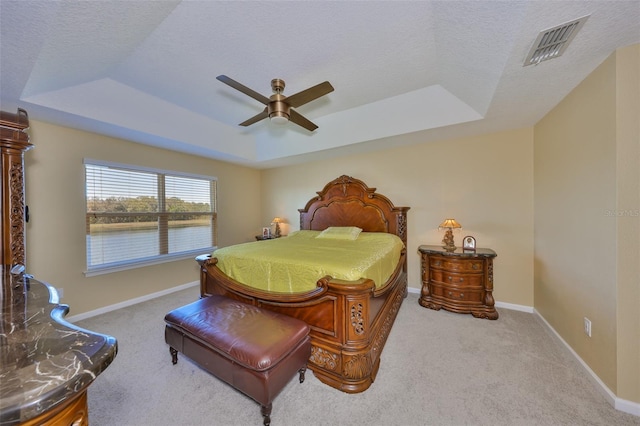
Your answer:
[298,366,307,383]
[169,347,178,365]
[261,402,272,426]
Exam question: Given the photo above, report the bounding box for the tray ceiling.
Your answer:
[1,1,638,168]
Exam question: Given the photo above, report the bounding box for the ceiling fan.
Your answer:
[216,75,334,131]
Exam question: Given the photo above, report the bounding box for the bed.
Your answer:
[196,175,410,393]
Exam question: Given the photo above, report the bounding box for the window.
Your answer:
[84,159,217,275]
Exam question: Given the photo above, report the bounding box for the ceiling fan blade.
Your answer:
[289,109,318,131]
[286,81,334,108]
[216,75,270,105]
[239,108,269,126]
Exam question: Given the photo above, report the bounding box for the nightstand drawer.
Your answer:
[430,270,482,287]
[430,257,483,272]
[431,285,483,302]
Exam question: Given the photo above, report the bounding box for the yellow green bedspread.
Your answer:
[212,230,404,293]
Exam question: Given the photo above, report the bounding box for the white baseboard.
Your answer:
[617,398,640,417]
[495,300,533,313]
[65,281,199,323]
[534,308,640,417]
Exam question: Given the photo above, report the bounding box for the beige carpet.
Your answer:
[75,287,639,426]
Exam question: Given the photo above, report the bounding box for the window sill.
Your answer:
[84,247,216,277]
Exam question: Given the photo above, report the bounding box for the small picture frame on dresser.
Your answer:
[462,236,476,252]
[262,227,271,239]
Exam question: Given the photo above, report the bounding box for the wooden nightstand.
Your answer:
[418,245,498,320]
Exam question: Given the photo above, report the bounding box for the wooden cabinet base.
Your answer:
[419,297,499,320]
[20,391,88,426]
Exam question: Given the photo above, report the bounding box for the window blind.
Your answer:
[84,160,217,275]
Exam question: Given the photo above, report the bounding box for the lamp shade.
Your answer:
[271,217,283,224]
[439,219,461,229]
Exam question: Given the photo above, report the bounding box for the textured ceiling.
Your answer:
[1,1,639,168]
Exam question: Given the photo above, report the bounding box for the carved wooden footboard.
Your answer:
[198,251,407,393]
[198,175,410,393]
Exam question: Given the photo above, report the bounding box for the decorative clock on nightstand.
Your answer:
[462,236,476,252]
[418,245,498,320]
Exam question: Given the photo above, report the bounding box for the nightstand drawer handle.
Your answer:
[447,276,464,282]
[434,261,441,266]
[448,291,464,298]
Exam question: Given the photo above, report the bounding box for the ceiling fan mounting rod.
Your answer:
[271,78,285,94]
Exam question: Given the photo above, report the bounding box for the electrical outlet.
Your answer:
[583,317,592,337]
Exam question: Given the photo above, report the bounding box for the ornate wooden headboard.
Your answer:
[298,175,410,247]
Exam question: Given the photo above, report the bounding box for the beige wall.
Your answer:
[534,45,639,403]
[260,128,534,306]
[615,44,640,406]
[24,120,261,315]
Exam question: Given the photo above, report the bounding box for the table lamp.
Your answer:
[439,218,462,252]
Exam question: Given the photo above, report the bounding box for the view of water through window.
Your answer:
[87,225,212,266]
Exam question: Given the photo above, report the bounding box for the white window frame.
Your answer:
[84,159,217,276]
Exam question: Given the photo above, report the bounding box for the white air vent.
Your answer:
[524,15,590,66]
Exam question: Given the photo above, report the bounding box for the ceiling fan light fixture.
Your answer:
[269,111,289,124]
[268,98,290,124]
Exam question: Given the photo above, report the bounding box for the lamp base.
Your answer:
[442,229,456,252]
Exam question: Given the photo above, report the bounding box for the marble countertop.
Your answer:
[0,266,117,425]
[418,245,497,258]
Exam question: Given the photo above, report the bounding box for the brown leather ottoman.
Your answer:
[164,295,311,426]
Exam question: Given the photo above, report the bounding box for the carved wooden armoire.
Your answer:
[0,108,32,268]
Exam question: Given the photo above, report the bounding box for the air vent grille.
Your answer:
[524,15,590,66]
